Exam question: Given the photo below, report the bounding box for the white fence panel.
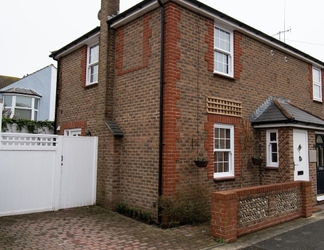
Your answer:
[0,128,98,216]
[0,148,57,216]
[59,136,98,209]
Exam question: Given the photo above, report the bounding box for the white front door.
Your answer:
[293,130,309,181]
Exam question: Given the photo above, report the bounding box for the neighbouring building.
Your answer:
[50,0,324,222]
[0,65,57,121]
[0,75,20,90]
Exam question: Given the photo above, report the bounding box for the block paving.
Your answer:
[0,206,220,250]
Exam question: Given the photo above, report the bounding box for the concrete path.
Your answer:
[0,206,219,250]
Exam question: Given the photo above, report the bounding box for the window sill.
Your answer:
[84,82,98,89]
[264,166,279,170]
[213,176,235,181]
[213,71,235,80]
[313,99,322,104]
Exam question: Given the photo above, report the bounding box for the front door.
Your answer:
[316,134,324,194]
[293,130,309,181]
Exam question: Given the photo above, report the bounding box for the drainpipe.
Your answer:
[157,0,164,225]
[53,60,60,135]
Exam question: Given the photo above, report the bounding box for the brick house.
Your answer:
[50,0,324,222]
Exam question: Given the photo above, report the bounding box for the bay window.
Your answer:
[3,95,39,120]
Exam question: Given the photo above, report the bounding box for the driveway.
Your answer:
[0,206,219,250]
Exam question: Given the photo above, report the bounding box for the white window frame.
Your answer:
[266,129,279,167]
[86,43,99,86]
[213,123,234,178]
[313,67,322,101]
[214,25,234,77]
[64,128,82,136]
[3,94,39,121]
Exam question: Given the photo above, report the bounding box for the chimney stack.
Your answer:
[99,0,120,23]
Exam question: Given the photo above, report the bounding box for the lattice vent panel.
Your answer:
[206,97,242,117]
[239,196,269,224]
[274,191,298,214]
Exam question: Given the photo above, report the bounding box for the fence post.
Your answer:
[301,181,313,218]
[211,190,238,242]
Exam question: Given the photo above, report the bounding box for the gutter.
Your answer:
[53,60,60,134]
[157,0,164,225]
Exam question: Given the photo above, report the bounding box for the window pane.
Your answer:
[214,152,229,173]
[314,85,321,98]
[271,143,277,152]
[313,68,320,82]
[34,111,38,121]
[215,128,220,138]
[16,96,31,108]
[317,135,324,144]
[34,99,39,109]
[90,64,98,83]
[89,45,99,64]
[4,96,12,107]
[215,28,230,52]
[271,152,278,162]
[270,132,276,141]
[215,51,229,74]
[15,109,31,119]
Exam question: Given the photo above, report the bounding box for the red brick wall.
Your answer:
[171,3,322,200]
[112,8,161,215]
[56,46,98,136]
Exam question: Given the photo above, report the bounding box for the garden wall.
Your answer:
[211,181,313,242]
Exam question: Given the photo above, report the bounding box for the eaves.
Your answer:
[107,0,324,69]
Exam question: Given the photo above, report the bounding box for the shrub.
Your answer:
[158,185,210,228]
[116,202,153,224]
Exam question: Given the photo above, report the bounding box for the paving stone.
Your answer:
[0,206,219,249]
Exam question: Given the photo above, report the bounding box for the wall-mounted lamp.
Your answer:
[270,50,274,56]
[284,56,288,62]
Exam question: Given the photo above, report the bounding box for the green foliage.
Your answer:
[158,185,210,228]
[116,202,153,224]
[1,117,54,133]
[215,237,226,244]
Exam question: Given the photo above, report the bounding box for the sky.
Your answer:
[1,0,324,77]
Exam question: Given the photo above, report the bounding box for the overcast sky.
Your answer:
[1,0,324,77]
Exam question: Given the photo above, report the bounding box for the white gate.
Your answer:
[0,133,98,217]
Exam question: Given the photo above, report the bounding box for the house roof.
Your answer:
[0,75,20,89]
[107,0,324,68]
[250,97,324,129]
[0,87,42,97]
[50,27,100,60]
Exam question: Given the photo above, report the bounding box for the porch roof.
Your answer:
[0,87,42,97]
[250,97,324,129]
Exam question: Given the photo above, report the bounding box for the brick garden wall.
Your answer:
[211,181,313,242]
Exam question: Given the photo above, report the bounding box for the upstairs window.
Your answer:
[313,67,322,101]
[266,129,278,167]
[214,26,233,77]
[86,44,99,85]
[3,95,39,120]
[214,124,234,178]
